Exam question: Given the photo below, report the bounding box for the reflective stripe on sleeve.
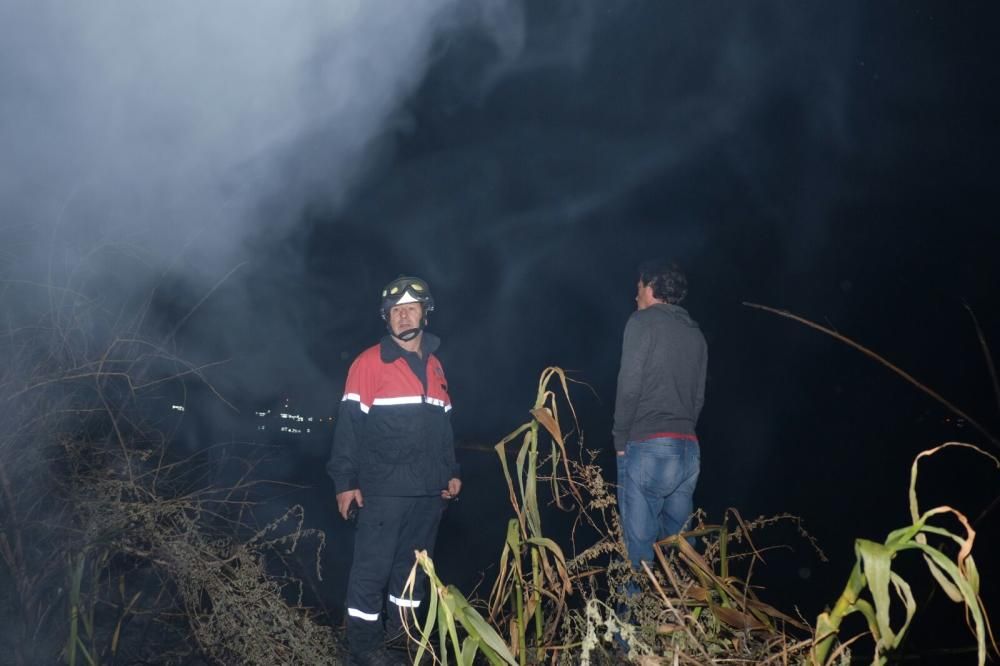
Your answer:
[424,397,452,411]
[342,393,370,414]
[388,594,421,608]
[347,607,380,621]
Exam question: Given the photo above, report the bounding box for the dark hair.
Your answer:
[638,260,688,304]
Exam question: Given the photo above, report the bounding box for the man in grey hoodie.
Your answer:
[613,260,707,571]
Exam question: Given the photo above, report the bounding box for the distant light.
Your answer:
[171,404,185,412]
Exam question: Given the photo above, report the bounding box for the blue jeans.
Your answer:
[617,438,700,570]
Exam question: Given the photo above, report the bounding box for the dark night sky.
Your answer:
[3,0,999,649]
[184,0,1000,631]
[284,3,1000,628]
[212,1,1000,632]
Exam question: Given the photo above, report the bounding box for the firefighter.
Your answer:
[327,275,461,666]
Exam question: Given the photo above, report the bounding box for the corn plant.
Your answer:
[401,368,584,665]
[402,359,997,665]
[489,367,579,663]
[745,302,1000,664]
[654,514,810,637]
[402,549,518,666]
[811,442,999,665]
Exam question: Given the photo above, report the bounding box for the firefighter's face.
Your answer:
[389,302,424,334]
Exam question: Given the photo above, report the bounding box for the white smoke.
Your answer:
[0,0,524,281]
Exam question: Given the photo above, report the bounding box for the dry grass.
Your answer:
[405,367,829,665]
[551,453,827,666]
[0,281,340,665]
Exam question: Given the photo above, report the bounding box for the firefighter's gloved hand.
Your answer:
[337,489,364,520]
[441,478,462,500]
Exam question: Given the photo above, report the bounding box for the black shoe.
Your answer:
[350,646,408,666]
[386,632,430,665]
[384,628,409,650]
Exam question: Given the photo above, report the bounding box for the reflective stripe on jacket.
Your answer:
[327,333,459,496]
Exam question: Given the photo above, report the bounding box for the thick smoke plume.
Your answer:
[0,4,524,658]
[0,0,522,287]
[0,0,527,416]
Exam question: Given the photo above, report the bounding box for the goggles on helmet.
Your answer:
[380,276,435,320]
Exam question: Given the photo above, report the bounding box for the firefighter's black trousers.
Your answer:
[346,495,444,655]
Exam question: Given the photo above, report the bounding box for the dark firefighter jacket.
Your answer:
[327,333,459,497]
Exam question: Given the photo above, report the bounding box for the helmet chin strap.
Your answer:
[389,320,425,342]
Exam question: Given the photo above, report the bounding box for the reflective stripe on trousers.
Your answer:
[345,495,444,655]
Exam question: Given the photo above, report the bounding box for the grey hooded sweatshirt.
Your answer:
[613,303,707,452]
